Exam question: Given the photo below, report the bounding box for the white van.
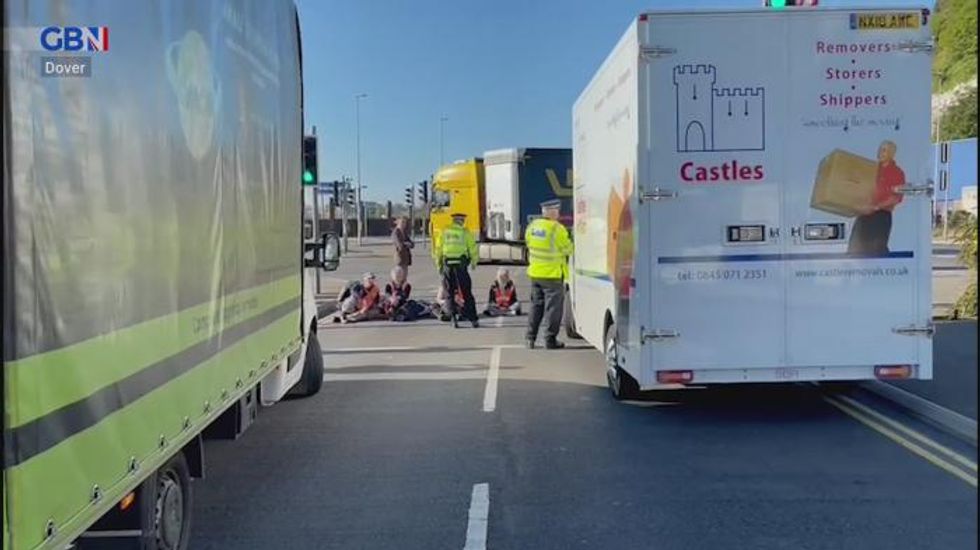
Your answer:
[569,7,935,398]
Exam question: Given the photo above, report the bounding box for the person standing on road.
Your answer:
[434,212,479,328]
[525,199,573,349]
[392,216,414,276]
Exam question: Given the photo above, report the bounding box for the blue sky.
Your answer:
[296,0,933,202]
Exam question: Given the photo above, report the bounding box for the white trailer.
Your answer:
[480,147,574,264]
[569,7,935,398]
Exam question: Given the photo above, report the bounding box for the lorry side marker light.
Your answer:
[119,492,136,511]
[874,365,912,380]
[657,370,694,384]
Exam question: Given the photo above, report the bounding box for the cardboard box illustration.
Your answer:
[810,149,878,217]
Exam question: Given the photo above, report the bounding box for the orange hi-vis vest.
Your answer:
[494,283,515,307]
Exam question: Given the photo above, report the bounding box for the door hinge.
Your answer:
[893,324,935,337]
[896,179,934,197]
[639,188,677,203]
[640,46,677,59]
[896,40,934,54]
[642,328,680,343]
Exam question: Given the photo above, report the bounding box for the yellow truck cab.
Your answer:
[428,158,484,263]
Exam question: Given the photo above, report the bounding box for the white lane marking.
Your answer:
[494,316,504,328]
[463,483,490,550]
[483,346,502,412]
[325,344,523,354]
[324,372,488,382]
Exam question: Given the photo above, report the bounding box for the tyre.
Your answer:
[605,322,639,400]
[563,289,583,340]
[296,332,324,397]
[151,453,192,550]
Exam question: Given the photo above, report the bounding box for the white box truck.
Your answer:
[568,7,935,399]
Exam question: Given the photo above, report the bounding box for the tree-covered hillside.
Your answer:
[933,0,977,92]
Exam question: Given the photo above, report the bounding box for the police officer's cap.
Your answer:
[540,199,562,210]
[451,212,467,219]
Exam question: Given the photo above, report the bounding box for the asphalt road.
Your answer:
[192,240,977,550]
[892,320,978,420]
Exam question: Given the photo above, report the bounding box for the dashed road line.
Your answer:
[463,483,490,550]
[483,346,502,412]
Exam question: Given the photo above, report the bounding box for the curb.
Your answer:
[859,380,978,446]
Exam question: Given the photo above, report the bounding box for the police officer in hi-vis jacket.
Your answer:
[524,199,573,349]
[434,212,480,328]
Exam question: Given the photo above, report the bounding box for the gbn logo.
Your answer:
[40,26,109,52]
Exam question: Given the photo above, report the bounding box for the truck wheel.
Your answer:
[296,333,324,397]
[152,453,192,550]
[563,290,583,340]
[605,323,639,400]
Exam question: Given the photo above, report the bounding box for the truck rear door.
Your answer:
[781,9,933,375]
[641,12,791,375]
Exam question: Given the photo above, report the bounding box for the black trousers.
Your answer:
[848,210,892,255]
[442,262,478,322]
[526,278,564,342]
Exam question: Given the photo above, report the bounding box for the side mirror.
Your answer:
[321,232,341,271]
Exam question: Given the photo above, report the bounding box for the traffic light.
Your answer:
[404,186,414,205]
[417,180,428,204]
[764,0,818,7]
[302,135,317,186]
[346,186,356,206]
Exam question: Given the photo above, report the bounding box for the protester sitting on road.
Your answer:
[338,272,383,323]
[335,279,364,322]
[434,284,466,322]
[383,266,428,322]
[483,268,522,317]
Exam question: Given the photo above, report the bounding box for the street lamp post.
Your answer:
[355,93,368,244]
[439,116,449,166]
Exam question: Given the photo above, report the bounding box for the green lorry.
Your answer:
[2,1,338,548]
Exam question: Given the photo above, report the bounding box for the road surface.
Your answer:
[192,240,977,550]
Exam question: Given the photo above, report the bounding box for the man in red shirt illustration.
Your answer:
[848,140,905,255]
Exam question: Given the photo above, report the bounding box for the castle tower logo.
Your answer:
[673,64,765,153]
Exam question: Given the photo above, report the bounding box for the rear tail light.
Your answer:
[656,370,693,384]
[874,365,912,380]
